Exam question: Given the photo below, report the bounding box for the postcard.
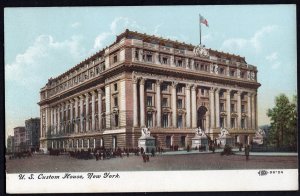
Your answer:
[5,5,298,193]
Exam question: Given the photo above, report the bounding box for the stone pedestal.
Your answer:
[138,136,156,153]
[218,135,234,147]
[192,135,208,149]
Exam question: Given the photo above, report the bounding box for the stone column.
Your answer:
[74,97,79,133]
[53,107,57,134]
[209,88,215,129]
[61,103,64,134]
[79,95,84,132]
[237,91,242,129]
[185,84,191,128]
[139,78,145,127]
[91,91,96,131]
[70,100,73,133]
[247,93,251,129]
[85,93,89,132]
[191,85,197,128]
[98,89,103,131]
[251,92,256,129]
[57,104,61,134]
[105,85,111,129]
[226,89,231,128]
[155,52,160,64]
[215,88,220,128]
[45,108,48,137]
[133,77,138,127]
[171,81,178,127]
[65,102,69,133]
[156,80,162,127]
[50,108,54,135]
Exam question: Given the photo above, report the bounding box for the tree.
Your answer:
[267,94,297,148]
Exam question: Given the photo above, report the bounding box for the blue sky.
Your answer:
[4,5,297,139]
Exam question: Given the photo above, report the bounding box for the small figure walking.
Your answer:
[245,145,250,161]
[187,145,190,152]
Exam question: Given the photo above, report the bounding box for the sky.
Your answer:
[4,5,297,141]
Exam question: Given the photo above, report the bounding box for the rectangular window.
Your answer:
[114,83,118,91]
[146,81,152,90]
[177,60,183,67]
[135,50,139,59]
[241,119,245,129]
[231,118,235,129]
[231,104,235,112]
[146,54,152,62]
[177,99,183,109]
[177,115,183,128]
[162,57,168,64]
[147,113,153,127]
[115,114,119,127]
[220,103,225,112]
[230,70,235,76]
[220,117,225,128]
[147,96,153,106]
[114,97,118,107]
[162,84,168,91]
[162,98,168,107]
[162,114,168,128]
[113,55,118,63]
[241,105,245,113]
[177,86,183,93]
[201,89,205,95]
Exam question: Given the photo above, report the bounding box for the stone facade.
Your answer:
[14,127,25,152]
[38,29,260,150]
[6,135,14,153]
[25,118,41,151]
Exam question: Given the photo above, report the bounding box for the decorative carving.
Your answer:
[195,127,206,137]
[237,69,241,78]
[141,127,151,137]
[219,127,230,137]
[250,72,255,80]
[193,45,209,57]
[214,64,219,74]
[156,79,163,86]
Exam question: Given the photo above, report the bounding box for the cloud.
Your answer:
[5,35,86,89]
[265,52,281,69]
[220,25,278,53]
[266,52,278,61]
[93,17,146,50]
[71,22,81,28]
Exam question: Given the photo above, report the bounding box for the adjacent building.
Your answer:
[6,135,14,153]
[25,118,41,151]
[38,29,260,150]
[13,127,26,152]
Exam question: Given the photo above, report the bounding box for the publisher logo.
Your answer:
[258,170,268,176]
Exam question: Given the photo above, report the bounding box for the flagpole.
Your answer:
[199,14,202,45]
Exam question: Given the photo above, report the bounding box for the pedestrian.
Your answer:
[187,145,190,152]
[212,144,215,153]
[245,145,250,161]
[151,148,155,157]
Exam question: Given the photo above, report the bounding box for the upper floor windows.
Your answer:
[162,83,168,92]
[146,81,153,90]
[113,55,118,63]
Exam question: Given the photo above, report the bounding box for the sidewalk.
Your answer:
[155,149,298,157]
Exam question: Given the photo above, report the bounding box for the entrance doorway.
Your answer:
[197,106,208,129]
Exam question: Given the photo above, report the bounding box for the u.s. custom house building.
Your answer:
[38,29,260,150]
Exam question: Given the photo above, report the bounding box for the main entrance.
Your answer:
[197,106,207,130]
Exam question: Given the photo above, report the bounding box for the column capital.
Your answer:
[79,95,84,99]
[186,83,191,89]
[85,93,89,97]
[132,75,138,84]
[226,89,232,93]
[171,81,178,88]
[97,88,104,95]
[74,97,79,101]
[140,78,145,85]
[191,84,197,91]
[91,90,97,95]
[209,87,216,93]
[156,79,163,86]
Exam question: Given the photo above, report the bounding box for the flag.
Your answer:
[200,15,209,27]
